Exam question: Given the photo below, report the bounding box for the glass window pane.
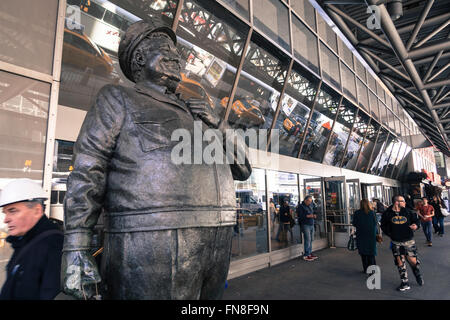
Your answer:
[59,0,178,111]
[355,58,366,83]
[384,136,401,177]
[292,14,319,74]
[320,42,340,90]
[274,63,319,157]
[357,79,368,112]
[369,90,379,121]
[0,0,58,74]
[323,98,357,167]
[79,0,106,20]
[341,62,356,103]
[369,130,392,175]
[377,82,385,103]
[232,34,289,138]
[356,119,380,172]
[317,14,337,52]
[233,168,268,260]
[253,0,291,52]
[377,134,397,176]
[342,110,370,170]
[267,170,301,250]
[300,82,340,163]
[0,71,50,182]
[291,0,316,31]
[219,0,249,19]
[177,0,248,125]
[368,127,389,175]
[379,101,388,126]
[339,38,353,70]
[367,72,377,92]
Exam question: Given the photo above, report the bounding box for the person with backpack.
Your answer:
[0,179,63,300]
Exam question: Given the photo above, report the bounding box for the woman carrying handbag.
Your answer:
[352,199,381,273]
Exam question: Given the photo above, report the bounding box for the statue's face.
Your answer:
[137,33,181,92]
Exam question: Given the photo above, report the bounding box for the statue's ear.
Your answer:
[130,47,146,82]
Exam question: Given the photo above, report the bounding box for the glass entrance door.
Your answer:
[362,183,383,204]
[324,176,349,247]
[303,178,327,240]
[347,179,360,223]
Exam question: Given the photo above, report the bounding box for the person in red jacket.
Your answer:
[416,197,434,246]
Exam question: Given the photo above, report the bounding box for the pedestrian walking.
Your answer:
[416,197,434,246]
[278,199,293,243]
[297,196,317,261]
[352,199,380,273]
[430,196,445,237]
[380,195,423,292]
[0,179,63,300]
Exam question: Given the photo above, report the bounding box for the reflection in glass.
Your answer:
[382,136,401,177]
[323,99,356,167]
[0,0,58,74]
[60,0,174,110]
[52,140,75,179]
[274,64,319,157]
[232,33,289,142]
[394,143,411,179]
[219,0,249,19]
[0,71,50,182]
[368,127,389,175]
[177,0,248,124]
[267,170,301,250]
[355,120,380,173]
[386,140,404,178]
[253,0,290,52]
[292,14,319,74]
[233,168,268,260]
[300,83,340,163]
[342,110,370,170]
[320,42,340,89]
[371,132,394,175]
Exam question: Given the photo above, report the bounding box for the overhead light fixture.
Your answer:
[387,0,403,21]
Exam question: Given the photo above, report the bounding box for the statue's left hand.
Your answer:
[186,98,220,128]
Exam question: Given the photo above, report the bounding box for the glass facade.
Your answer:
[0,71,50,181]
[342,110,370,170]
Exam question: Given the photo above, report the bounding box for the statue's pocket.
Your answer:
[132,110,181,152]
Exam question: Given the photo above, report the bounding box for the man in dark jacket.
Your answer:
[381,195,423,292]
[297,196,317,261]
[0,179,63,300]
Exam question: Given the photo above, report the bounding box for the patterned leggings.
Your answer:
[391,242,421,284]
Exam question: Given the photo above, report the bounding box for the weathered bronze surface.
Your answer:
[61,19,251,300]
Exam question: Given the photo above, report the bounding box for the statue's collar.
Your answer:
[134,83,189,114]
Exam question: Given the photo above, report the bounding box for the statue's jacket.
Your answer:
[63,84,251,251]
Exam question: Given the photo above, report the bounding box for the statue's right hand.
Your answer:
[61,251,101,300]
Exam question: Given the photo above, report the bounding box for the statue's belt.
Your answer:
[103,208,237,233]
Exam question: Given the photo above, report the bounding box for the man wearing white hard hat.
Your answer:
[0,179,63,300]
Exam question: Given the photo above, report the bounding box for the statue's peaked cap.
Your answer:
[118,18,177,82]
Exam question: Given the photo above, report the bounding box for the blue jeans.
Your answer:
[437,217,445,235]
[421,220,432,242]
[301,224,314,256]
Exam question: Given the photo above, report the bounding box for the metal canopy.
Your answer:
[316,0,450,156]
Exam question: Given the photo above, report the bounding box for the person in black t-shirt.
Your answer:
[381,195,423,292]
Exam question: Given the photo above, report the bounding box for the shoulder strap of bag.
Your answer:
[9,229,63,270]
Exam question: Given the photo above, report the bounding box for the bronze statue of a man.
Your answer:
[61,19,251,300]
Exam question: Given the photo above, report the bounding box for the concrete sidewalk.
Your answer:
[223,222,450,300]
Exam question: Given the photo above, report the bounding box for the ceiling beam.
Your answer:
[364,0,449,152]
[405,0,435,51]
